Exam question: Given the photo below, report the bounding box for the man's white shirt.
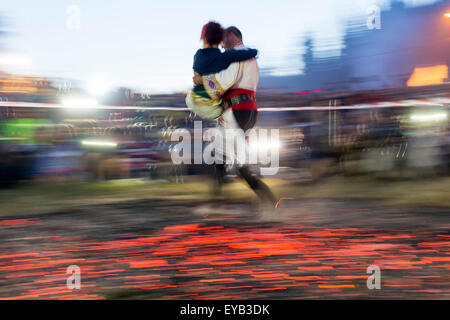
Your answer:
[230,44,259,92]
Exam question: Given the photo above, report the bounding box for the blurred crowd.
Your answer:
[0,99,448,188]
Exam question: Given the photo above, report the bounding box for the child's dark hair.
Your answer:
[201,21,224,46]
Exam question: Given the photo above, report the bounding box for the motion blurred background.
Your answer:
[0,0,448,189]
[0,0,450,301]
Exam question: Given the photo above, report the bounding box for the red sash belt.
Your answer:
[222,88,257,110]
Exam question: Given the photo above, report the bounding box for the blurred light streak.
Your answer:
[249,140,281,153]
[410,112,448,122]
[81,140,118,147]
[293,90,323,94]
[318,285,355,289]
[274,197,294,209]
[62,97,98,109]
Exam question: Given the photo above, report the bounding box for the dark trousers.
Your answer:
[214,109,277,205]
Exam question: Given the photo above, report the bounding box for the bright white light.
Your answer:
[86,76,109,96]
[250,140,281,152]
[81,140,117,147]
[62,97,98,109]
[410,113,448,122]
[0,54,32,66]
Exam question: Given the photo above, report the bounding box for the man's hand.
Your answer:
[193,72,203,86]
